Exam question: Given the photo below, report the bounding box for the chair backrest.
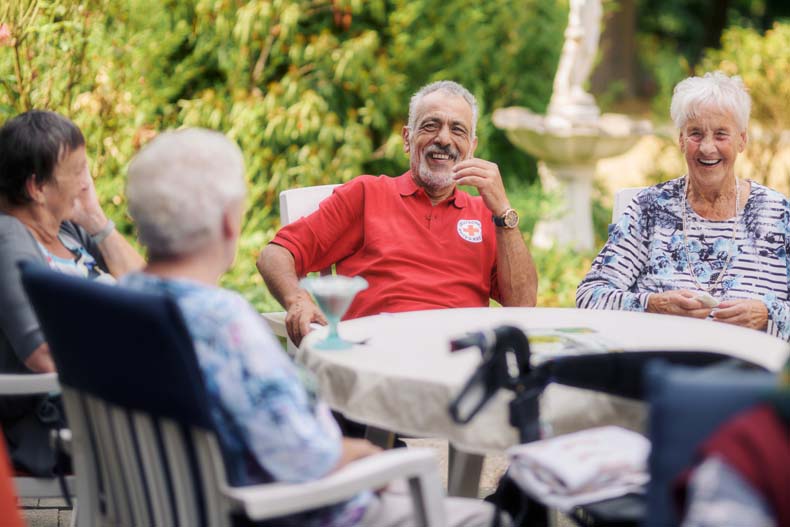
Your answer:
[20,262,235,527]
[279,184,340,226]
[644,361,775,527]
[611,187,644,223]
[280,184,340,279]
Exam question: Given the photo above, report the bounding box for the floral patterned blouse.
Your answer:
[577,176,790,340]
[120,273,371,527]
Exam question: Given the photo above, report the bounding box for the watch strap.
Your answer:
[90,219,115,245]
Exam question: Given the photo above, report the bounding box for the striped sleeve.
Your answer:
[760,202,790,340]
[576,199,652,311]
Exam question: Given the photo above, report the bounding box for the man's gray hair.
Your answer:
[407,81,479,139]
[670,71,751,131]
[127,128,246,259]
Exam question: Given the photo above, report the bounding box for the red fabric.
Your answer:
[0,437,25,527]
[678,404,790,526]
[272,172,500,319]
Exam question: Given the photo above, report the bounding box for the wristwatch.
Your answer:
[90,219,116,245]
[493,208,519,229]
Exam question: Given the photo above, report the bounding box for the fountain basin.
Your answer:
[493,107,652,251]
[493,107,652,165]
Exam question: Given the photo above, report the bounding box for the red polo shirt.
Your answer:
[271,172,500,319]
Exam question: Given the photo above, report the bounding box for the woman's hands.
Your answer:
[646,290,713,318]
[713,299,769,331]
[647,290,769,331]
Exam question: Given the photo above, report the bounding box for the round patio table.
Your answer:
[297,307,788,496]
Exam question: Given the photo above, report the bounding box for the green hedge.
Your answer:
[1,0,565,310]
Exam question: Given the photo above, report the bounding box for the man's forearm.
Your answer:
[257,243,305,309]
[495,227,538,306]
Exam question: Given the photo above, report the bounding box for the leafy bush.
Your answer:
[700,22,790,190]
[1,0,566,310]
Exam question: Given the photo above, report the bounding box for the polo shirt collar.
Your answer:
[397,171,468,209]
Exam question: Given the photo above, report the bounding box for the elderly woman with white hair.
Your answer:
[577,71,790,340]
[122,129,505,527]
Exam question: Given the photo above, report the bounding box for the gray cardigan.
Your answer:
[0,213,106,376]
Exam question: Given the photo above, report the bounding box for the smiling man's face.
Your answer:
[403,91,477,194]
[680,106,746,189]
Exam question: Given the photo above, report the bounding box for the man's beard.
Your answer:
[414,145,459,193]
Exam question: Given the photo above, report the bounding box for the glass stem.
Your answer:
[327,317,340,340]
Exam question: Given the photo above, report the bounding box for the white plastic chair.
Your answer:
[261,184,340,343]
[22,263,447,527]
[0,372,78,525]
[611,187,645,223]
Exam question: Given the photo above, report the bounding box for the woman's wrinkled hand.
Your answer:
[713,299,769,331]
[646,290,714,319]
[70,174,108,234]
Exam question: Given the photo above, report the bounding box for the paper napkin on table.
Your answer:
[506,425,650,511]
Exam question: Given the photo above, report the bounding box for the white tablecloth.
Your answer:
[297,307,789,455]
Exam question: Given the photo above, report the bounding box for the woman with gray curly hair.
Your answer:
[122,128,505,527]
[577,71,790,340]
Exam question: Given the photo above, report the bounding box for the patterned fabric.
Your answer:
[577,176,790,340]
[120,273,370,527]
[37,229,114,284]
[681,457,775,527]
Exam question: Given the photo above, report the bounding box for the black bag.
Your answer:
[1,393,68,477]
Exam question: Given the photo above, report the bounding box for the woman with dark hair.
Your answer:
[0,110,143,474]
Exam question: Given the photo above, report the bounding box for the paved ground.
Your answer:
[20,497,72,527]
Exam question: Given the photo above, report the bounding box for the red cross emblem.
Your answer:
[457,219,483,243]
[463,224,480,237]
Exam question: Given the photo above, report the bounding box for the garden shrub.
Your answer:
[700,22,790,191]
[1,0,566,310]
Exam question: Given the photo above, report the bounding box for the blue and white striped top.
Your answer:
[577,176,790,340]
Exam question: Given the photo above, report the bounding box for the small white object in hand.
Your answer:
[695,292,719,308]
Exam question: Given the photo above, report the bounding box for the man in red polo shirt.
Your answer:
[258,80,538,346]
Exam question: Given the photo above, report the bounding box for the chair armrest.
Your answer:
[222,447,441,521]
[0,373,59,395]
[261,311,287,338]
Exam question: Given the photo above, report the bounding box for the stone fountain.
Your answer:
[493,0,651,251]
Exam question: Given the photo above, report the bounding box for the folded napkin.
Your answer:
[506,426,650,511]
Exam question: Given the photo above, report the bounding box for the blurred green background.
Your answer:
[1,0,788,311]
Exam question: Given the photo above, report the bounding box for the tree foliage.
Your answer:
[0,0,565,309]
[700,22,790,190]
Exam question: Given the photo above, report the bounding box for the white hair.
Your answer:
[407,80,479,139]
[127,128,246,258]
[670,71,751,131]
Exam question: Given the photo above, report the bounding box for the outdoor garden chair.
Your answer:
[261,184,340,350]
[642,360,776,527]
[267,183,420,450]
[21,261,447,527]
[611,186,644,223]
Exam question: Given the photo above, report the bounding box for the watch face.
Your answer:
[503,209,519,228]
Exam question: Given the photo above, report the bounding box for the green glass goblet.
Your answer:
[300,275,368,350]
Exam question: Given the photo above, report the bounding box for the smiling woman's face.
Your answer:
[680,106,746,190]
